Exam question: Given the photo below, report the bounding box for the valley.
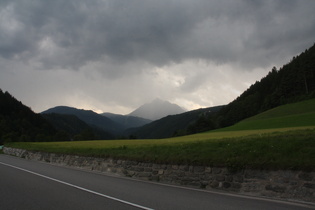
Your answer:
[1,42,315,170]
[6,98,315,170]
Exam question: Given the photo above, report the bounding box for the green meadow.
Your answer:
[6,99,315,170]
[217,98,315,131]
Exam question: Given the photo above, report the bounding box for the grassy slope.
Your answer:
[6,99,315,170]
[216,98,315,131]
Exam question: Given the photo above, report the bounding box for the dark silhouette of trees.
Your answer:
[184,43,315,134]
[0,89,56,144]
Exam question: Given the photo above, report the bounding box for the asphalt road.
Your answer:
[0,154,313,210]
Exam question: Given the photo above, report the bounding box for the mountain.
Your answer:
[125,105,224,139]
[101,113,152,130]
[128,98,186,121]
[0,89,56,144]
[42,113,114,140]
[42,106,124,136]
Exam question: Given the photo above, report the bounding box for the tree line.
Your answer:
[0,90,56,144]
[180,43,315,135]
[0,90,101,144]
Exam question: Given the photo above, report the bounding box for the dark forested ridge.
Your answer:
[183,43,315,134]
[126,105,224,139]
[218,43,315,127]
[42,113,114,141]
[0,90,56,144]
[101,113,152,130]
[42,106,124,136]
[0,90,111,143]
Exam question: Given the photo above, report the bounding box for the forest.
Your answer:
[180,43,315,135]
[0,90,56,144]
[0,90,100,144]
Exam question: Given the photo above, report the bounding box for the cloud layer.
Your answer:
[1,0,315,113]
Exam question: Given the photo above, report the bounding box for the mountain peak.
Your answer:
[152,98,164,103]
[128,99,186,121]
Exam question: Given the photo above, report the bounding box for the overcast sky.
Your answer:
[1,0,315,114]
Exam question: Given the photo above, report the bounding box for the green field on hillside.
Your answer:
[216,98,315,131]
[5,99,315,170]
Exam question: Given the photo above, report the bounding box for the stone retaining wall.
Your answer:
[3,147,315,203]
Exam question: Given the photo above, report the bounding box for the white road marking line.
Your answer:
[0,161,154,210]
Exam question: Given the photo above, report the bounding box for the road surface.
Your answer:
[0,154,313,210]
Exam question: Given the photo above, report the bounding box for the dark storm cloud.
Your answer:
[1,0,315,114]
[1,0,315,70]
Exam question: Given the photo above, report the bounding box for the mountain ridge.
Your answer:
[42,106,124,135]
[101,112,152,129]
[125,105,224,139]
[42,113,114,140]
[41,99,186,137]
[0,89,56,144]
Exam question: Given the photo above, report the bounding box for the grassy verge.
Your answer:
[6,128,315,170]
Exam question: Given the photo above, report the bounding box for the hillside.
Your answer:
[218,98,315,131]
[42,113,114,140]
[126,105,223,139]
[217,43,315,128]
[182,43,315,134]
[101,113,151,130]
[42,106,123,136]
[128,98,186,120]
[0,89,56,144]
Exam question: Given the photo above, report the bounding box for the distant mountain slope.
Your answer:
[101,113,152,129]
[42,113,114,140]
[128,98,186,120]
[126,105,224,139]
[42,106,123,135]
[0,89,56,144]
